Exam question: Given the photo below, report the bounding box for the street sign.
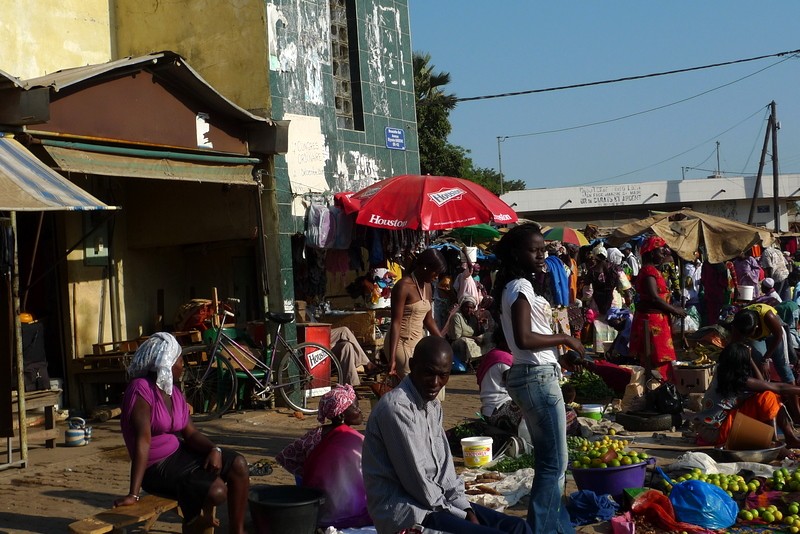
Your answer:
[385,127,406,150]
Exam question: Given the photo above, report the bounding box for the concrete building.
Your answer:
[502,174,800,232]
[0,0,418,412]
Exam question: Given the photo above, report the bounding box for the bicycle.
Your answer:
[180,299,343,420]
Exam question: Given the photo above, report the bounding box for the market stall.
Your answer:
[292,174,517,359]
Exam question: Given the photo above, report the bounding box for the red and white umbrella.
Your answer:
[344,174,518,231]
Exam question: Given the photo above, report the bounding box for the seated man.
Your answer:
[362,336,531,534]
[330,326,382,386]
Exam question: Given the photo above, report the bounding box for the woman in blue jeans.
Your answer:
[493,223,585,533]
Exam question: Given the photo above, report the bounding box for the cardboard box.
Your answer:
[672,363,714,395]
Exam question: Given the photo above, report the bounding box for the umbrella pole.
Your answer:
[678,256,686,351]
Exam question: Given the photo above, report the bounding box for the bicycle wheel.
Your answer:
[181,348,238,421]
[277,342,343,414]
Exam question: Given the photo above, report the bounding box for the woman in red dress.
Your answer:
[629,236,687,382]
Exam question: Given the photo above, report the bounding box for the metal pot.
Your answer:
[65,417,92,447]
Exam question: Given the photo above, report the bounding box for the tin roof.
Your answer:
[22,51,272,125]
[0,69,24,90]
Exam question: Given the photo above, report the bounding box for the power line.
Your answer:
[575,106,768,186]
[458,48,800,102]
[500,55,795,139]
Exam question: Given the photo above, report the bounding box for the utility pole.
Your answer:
[771,101,781,232]
[496,136,507,196]
[748,104,776,226]
[715,141,721,178]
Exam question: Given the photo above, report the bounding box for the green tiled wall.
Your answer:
[268,0,418,317]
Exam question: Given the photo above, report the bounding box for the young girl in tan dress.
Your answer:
[388,248,447,378]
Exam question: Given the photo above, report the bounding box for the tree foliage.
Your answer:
[413,52,523,193]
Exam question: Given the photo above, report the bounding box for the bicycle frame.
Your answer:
[183,305,342,416]
[200,315,298,397]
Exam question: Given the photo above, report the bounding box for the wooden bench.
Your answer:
[10,389,60,448]
[68,495,180,534]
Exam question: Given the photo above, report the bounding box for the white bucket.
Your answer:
[461,436,493,467]
[465,246,478,263]
[578,404,604,421]
[738,285,755,301]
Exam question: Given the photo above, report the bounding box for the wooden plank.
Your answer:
[11,389,60,412]
[68,495,178,534]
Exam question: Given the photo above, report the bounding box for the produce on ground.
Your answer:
[567,370,615,401]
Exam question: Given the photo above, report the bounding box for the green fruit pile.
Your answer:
[661,468,756,497]
[738,503,800,531]
[763,466,800,492]
[569,435,645,469]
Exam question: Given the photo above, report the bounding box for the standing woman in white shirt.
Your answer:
[493,223,585,534]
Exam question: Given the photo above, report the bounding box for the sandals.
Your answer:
[248,459,273,477]
[364,363,387,379]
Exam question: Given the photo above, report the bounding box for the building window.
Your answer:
[330,0,363,130]
[757,205,771,214]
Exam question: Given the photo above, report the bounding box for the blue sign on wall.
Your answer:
[385,127,406,150]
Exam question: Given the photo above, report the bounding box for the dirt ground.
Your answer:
[0,374,680,533]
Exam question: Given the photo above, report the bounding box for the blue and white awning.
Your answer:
[0,136,115,211]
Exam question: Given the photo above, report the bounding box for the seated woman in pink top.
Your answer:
[276,384,371,529]
[114,333,249,533]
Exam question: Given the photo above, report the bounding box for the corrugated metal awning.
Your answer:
[0,137,115,211]
[42,144,256,185]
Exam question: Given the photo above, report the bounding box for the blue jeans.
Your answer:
[506,363,574,534]
[750,332,794,383]
[423,503,532,534]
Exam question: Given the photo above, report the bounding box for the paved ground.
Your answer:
[0,374,684,533]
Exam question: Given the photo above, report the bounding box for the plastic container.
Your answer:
[726,411,775,450]
[578,404,604,421]
[248,485,326,534]
[738,285,755,301]
[465,246,478,263]
[461,436,493,467]
[50,378,63,411]
[571,458,655,503]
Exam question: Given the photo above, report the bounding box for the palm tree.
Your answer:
[414,52,458,115]
[413,52,462,175]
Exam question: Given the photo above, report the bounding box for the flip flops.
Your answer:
[248,460,273,477]
[364,363,387,379]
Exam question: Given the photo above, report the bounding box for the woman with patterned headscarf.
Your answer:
[629,236,687,382]
[276,384,371,528]
[115,333,249,533]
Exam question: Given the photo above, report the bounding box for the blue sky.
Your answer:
[408,2,800,190]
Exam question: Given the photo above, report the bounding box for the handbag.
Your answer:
[646,379,682,414]
[369,375,399,398]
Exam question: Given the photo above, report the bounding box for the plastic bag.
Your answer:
[630,490,708,533]
[646,379,682,414]
[657,467,738,530]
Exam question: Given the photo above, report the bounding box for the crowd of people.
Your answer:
[110,224,800,534]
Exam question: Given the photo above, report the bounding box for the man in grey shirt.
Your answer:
[362,336,531,534]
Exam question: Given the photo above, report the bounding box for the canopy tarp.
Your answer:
[0,136,115,211]
[0,135,115,469]
[607,208,773,264]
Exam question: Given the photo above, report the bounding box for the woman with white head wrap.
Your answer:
[448,294,486,368]
[116,333,250,533]
[607,247,623,267]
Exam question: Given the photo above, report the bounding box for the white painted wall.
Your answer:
[503,174,800,230]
